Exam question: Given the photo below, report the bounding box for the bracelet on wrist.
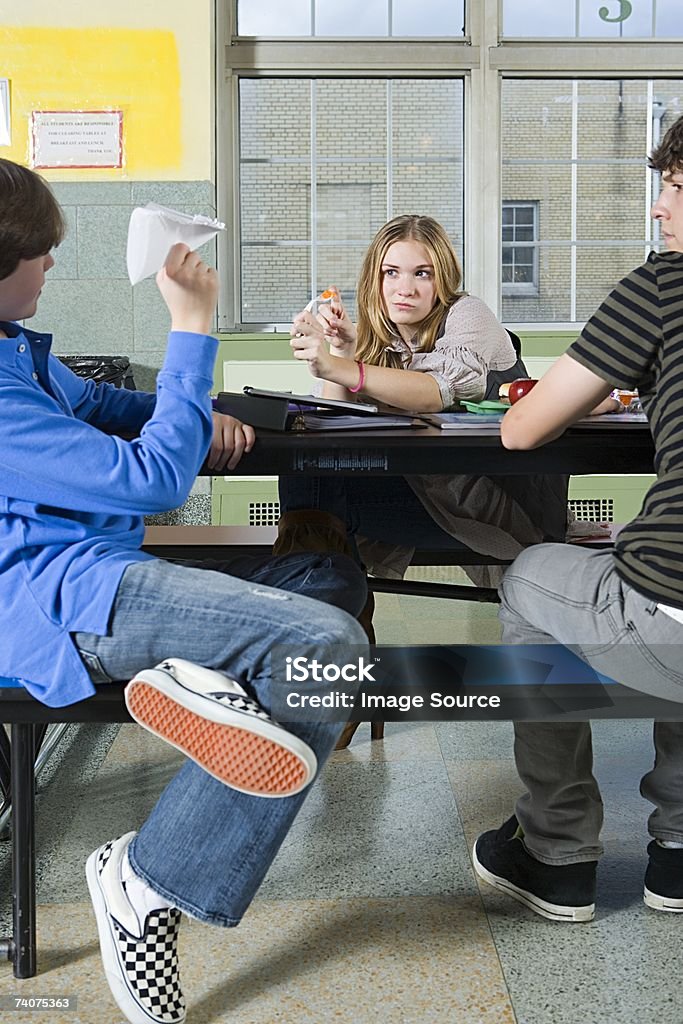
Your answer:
[348,359,365,394]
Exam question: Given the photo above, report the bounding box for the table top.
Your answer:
[225,419,654,477]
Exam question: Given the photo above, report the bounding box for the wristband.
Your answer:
[348,360,365,394]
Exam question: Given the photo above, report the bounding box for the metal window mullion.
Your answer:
[645,80,654,257]
[468,0,500,310]
[388,0,393,37]
[311,0,315,36]
[310,81,317,298]
[532,200,539,291]
[570,80,579,323]
[387,80,394,219]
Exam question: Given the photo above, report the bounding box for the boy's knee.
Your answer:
[302,553,367,617]
[322,604,367,648]
[326,554,367,616]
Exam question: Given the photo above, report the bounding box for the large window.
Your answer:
[238,78,463,324]
[501,79,682,322]
[219,3,683,329]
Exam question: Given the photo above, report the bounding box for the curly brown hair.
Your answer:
[649,114,683,175]
[0,159,65,281]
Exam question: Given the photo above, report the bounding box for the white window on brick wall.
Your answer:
[502,201,539,297]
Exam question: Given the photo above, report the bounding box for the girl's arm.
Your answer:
[290,313,442,411]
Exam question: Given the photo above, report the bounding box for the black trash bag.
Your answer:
[57,355,136,390]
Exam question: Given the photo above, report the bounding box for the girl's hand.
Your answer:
[208,413,255,471]
[290,312,334,378]
[317,286,357,355]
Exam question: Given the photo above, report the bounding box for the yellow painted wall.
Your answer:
[1,0,213,180]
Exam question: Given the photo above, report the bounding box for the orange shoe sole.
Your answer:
[126,681,308,797]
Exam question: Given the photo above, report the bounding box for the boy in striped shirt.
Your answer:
[472,113,683,923]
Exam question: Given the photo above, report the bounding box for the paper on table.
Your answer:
[126,203,225,285]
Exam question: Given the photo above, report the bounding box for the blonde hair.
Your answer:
[355,215,463,367]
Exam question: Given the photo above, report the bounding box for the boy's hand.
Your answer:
[208,413,255,471]
[156,243,218,335]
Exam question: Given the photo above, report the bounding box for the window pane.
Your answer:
[502,0,680,38]
[575,245,646,320]
[240,80,310,161]
[316,246,368,321]
[578,0,653,39]
[502,1,574,37]
[656,0,683,36]
[391,79,464,248]
[502,246,572,321]
[241,246,310,323]
[392,0,465,37]
[238,0,311,35]
[316,80,386,161]
[316,0,387,36]
[239,78,464,323]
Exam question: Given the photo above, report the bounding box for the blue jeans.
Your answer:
[279,474,469,551]
[73,552,367,925]
[499,544,683,865]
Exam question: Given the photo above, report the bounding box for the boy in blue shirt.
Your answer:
[0,158,367,1023]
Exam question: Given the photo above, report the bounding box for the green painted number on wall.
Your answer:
[598,1,633,22]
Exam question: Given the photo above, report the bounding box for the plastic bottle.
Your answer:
[305,288,337,317]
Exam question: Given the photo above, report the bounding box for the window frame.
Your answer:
[216,0,683,331]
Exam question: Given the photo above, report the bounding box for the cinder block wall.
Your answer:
[31,180,217,394]
[28,180,217,524]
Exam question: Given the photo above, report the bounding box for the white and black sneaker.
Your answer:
[644,839,683,912]
[124,658,317,798]
[86,832,185,1024]
[473,815,597,923]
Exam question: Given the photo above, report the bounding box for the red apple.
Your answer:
[508,378,538,404]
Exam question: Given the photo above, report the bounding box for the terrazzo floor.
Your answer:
[1,579,681,1024]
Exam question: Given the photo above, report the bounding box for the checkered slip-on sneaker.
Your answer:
[86,833,185,1024]
[125,658,317,798]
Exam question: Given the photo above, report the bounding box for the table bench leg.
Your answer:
[11,723,36,978]
[0,726,11,810]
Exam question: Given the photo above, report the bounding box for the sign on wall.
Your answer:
[31,110,123,169]
[0,79,10,146]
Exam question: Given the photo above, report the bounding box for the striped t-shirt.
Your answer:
[568,250,683,609]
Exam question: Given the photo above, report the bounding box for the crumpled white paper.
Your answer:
[126,203,225,285]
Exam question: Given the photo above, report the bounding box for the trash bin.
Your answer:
[57,355,136,389]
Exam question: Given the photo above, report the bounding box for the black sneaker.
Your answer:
[644,840,683,913]
[473,815,596,922]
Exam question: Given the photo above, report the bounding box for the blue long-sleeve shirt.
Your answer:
[0,320,218,706]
